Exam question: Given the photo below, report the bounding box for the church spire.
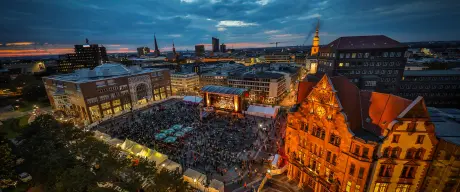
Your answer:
[172,41,176,55]
[311,20,320,56]
[154,33,160,57]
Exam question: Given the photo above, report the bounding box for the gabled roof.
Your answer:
[398,97,430,119]
[325,35,406,50]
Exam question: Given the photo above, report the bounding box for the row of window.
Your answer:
[374,183,411,192]
[339,61,402,67]
[400,84,458,90]
[404,76,460,81]
[382,147,425,160]
[345,69,400,75]
[378,164,418,179]
[399,92,460,98]
[338,51,403,59]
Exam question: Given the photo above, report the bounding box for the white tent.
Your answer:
[93,131,112,142]
[208,179,225,192]
[244,105,279,118]
[160,159,182,173]
[183,96,203,103]
[107,138,123,147]
[183,168,207,191]
[146,151,168,166]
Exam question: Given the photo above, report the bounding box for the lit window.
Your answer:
[346,53,350,58]
[339,63,344,67]
[364,52,370,58]
[352,53,357,58]
[395,184,410,192]
[340,53,344,58]
[383,52,388,57]
[374,183,388,192]
[346,181,352,192]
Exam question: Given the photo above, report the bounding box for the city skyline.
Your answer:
[1,0,460,57]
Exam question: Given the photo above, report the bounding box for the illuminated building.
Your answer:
[316,35,408,93]
[195,45,205,56]
[43,63,171,125]
[285,74,436,192]
[212,37,220,53]
[137,47,150,57]
[264,53,292,63]
[201,85,247,112]
[58,44,108,73]
[398,70,460,108]
[170,72,200,95]
[311,22,320,56]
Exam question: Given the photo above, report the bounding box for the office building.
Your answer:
[398,70,460,108]
[43,63,171,125]
[137,47,150,57]
[58,44,108,73]
[195,45,205,57]
[316,35,408,93]
[264,53,292,63]
[170,72,200,95]
[285,74,437,192]
[220,43,226,53]
[212,37,220,53]
[228,71,287,104]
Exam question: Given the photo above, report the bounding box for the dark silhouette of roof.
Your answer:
[325,35,407,50]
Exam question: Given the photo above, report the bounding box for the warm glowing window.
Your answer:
[112,99,121,106]
[395,184,410,192]
[339,63,344,67]
[346,181,352,192]
[101,102,111,109]
[374,183,388,192]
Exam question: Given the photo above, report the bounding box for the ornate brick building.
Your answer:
[285,74,436,192]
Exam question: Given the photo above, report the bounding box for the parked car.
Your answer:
[18,172,32,182]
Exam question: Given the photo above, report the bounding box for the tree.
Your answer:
[152,170,190,192]
[0,135,16,188]
[21,83,47,102]
[16,115,188,191]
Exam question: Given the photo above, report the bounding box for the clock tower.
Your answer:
[310,21,320,56]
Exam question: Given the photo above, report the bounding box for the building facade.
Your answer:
[212,37,220,53]
[195,45,205,56]
[137,47,151,57]
[398,70,460,108]
[316,35,408,93]
[220,44,226,53]
[264,53,292,63]
[228,71,287,104]
[58,44,108,73]
[43,63,171,125]
[285,74,436,192]
[170,72,200,95]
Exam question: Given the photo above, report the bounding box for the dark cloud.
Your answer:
[0,0,459,55]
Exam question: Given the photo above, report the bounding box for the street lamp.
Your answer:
[259,123,263,128]
[267,169,271,174]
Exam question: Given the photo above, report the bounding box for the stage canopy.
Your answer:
[161,159,182,173]
[183,168,207,186]
[183,96,203,103]
[201,85,247,96]
[245,105,279,118]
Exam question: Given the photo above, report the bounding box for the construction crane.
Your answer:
[269,41,291,48]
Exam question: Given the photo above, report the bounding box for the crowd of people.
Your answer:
[99,100,274,177]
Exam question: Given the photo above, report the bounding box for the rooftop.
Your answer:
[428,107,460,145]
[201,85,247,96]
[325,35,407,50]
[230,71,285,79]
[44,63,164,83]
[403,70,460,76]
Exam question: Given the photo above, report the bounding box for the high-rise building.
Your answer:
[316,35,408,93]
[285,74,437,192]
[195,45,205,56]
[137,47,150,57]
[212,37,220,52]
[220,43,226,53]
[58,44,108,73]
[153,34,160,57]
[43,63,171,125]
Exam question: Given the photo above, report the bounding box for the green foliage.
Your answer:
[15,115,189,191]
[152,170,190,192]
[21,83,46,102]
[0,137,16,188]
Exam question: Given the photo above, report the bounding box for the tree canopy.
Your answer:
[7,114,190,192]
